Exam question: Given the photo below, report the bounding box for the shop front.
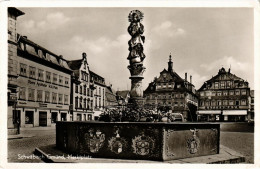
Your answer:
[16,100,70,128]
[222,110,247,122]
[197,110,221,122]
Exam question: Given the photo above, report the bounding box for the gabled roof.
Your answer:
[67,59,83,70]
[17,34,72,72]
[198,67,248,91]
[105,87,117,102]
[116,90,130,99]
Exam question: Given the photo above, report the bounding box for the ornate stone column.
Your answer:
[127,10,146,105]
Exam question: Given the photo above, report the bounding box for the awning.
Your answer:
[223,110,247,115]
[197,110,221,115]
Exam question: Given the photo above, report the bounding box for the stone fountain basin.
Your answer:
[56,121,220,161]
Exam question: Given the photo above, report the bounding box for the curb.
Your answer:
[34,147,54,163]
[8,135,35,140]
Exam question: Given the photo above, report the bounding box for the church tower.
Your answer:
[168,53,173,72]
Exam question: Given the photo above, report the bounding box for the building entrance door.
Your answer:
[39,111,47,126]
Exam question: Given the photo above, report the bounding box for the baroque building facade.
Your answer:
[90,71,106,114]
[15,35,72,127]
[68,53,96,121]
[197,67,250,122]
[144,55,198,121]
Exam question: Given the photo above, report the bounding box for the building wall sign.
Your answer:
[197,110,221,115]
[28,79,58,89]
[223,110,247,115]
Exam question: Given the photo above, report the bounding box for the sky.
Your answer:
[16,7,254,91]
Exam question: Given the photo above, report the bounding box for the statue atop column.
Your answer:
[127,10,146,100]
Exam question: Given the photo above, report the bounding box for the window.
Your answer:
[64,95,68,105]
[75,97,78,108]
[163,83,166,88]
[229,90,234,95]
[58,94,63,104]
[51,112,57,123]
[99,87,101,95]
[211,101,216,106]
[59,75,63,85]
[75,85,78,93]
[46,71,51,83]
[217,92,222,96]
[91,90,93,97]
[84,98,86,108]
[223,91,228,96]
[37,90,43,102]
[200,101,204,107]
[220,81,225,88]
[28,88,35,101]
[174,102,178,106]
[38,69,44,81]
[205,101,210,106]
[53,74,58,84]
[235,100,240,106]
[241,100,246,106]
[227,81,231,88]
[241,90,247,95]
[212,92,216,96]
[223,100,228,105]
[229,100,234,106]
[20,63,27,76]
[52,93,57,103]
[19,87,26,100]
[200,92,204,96]
[235,90,240,96]
[80,85,82,94]
[87,88,90,96]
[29,66,36,78]
[79,97,83,108]
[84,85,86,95]
[214,82,219,89]
[25,111,33,124]
[217,100,222,106]
[206,92,210,96]
[45,91,50,102]
[65,77,69,86]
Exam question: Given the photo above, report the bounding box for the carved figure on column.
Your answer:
[127,10,146,99]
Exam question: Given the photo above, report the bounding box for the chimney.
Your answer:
[190,75,192,84]
[185,73,187,81]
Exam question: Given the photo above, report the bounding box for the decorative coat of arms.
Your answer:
[84,128,105,153]
[108,129,127,154]
[187,128,200,154]
[132,132,155,156]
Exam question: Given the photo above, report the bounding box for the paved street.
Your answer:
[8,123,254,163]
[8,128,56,162]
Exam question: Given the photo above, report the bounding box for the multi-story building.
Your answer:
[68,53,95,121]
[144,55,198,121]
[8,7,24,134]
[15,35,72,127]
[90,71,106,112]
[105,85,118,107]
[197,67,250,122]
[8,8,72,129]
[248,90,254,122]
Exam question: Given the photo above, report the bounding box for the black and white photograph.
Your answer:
[1,0,259,168]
